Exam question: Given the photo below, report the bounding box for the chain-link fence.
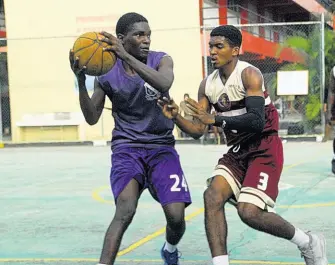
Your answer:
[202,20,325,139]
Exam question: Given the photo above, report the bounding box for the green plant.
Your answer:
[276,26,335,133]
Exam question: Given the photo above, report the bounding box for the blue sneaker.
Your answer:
[160,243,180,265]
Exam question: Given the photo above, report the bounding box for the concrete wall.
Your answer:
[4,0,203,142]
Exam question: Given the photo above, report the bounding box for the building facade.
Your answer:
[0,0,334,143]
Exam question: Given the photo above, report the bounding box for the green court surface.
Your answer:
[1,142,335,265]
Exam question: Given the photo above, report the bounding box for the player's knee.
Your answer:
[167,212,185,230]
[237,202,261,225]
[203,186,229,209]
[164,204,185,229]
[115,198,137,225]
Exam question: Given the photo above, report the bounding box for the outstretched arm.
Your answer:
[158,79,210,139]
[100,32,173,93]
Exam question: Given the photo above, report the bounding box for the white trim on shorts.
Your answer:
[207,165,276,212]
[209,164,242,200]
[239,187,276,213]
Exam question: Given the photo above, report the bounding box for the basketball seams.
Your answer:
[76,36,97,41]
[73,32,116,75]
[96,32,105,75]
[73,40,96,54]
[100,46,104,74]
[84,43,102,70]
[73,33,100,53]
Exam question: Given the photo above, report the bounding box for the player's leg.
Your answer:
[204,152,244,265]
[204,175,235,265]
[99,179,141,265]
[162,202,186,250]
[237,136,327,265]
[98,148,146,265]
[147,146,191,265]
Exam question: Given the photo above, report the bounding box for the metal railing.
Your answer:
[202,5,316,44]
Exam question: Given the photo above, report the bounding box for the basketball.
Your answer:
[72,32,116,76]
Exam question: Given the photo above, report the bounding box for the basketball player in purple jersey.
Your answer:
[70,12,191,265]
[159,25,327,265]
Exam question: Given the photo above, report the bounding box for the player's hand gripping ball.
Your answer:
[99,31,129,60]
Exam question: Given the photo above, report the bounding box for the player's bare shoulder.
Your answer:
[241,66,264,95]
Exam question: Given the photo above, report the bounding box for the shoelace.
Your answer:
[165,250,182,264]
[300,247,314,259]
[299,232,315,261]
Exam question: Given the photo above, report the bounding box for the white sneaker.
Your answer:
[299,232,328,265]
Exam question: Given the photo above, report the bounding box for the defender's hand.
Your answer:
[100,31,128,60]
[69,49,86,85]
[157,97,179,120]
[186,98,215,125]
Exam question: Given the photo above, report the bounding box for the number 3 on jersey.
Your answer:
[257,172,269,191]
[170,174,188,192]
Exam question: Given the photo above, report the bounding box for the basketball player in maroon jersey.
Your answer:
[158,25,327,265]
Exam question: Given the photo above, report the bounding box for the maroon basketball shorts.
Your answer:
[207,134,283,212]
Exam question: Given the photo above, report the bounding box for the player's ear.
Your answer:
[232,46,240,56]
[117,33,124,42]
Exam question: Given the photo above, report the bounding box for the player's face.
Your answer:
[122,22,151,61]
[209,36,239,69]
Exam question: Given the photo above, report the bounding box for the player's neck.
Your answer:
[219,58,238,80]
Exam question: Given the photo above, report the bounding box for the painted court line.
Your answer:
[0,258,333,264]
[116,200,335,256]
[91,158,332,258]
[117,207,204,256]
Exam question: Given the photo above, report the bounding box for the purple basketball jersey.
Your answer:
[97,51,175,150]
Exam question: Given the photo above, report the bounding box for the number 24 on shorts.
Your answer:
[170,174,188,192]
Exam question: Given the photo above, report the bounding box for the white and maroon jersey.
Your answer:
[205,60,279,146]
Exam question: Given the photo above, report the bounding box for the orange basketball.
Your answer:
[72,32,116,76]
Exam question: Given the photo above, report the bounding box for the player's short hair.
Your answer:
[210,25,242,47]
[116,12,148,35]
[184,93,190,98]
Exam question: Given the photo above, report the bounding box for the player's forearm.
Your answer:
[214,96,265,133]
[214,112,264,133]
[174,114,205,139]
[122,53,172,93]
[78,85,100,125]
